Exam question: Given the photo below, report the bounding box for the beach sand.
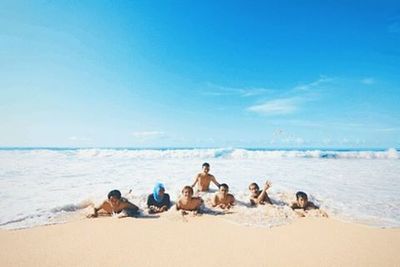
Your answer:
[0,215,399,267]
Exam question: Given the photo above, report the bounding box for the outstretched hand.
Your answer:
[264,180,272,190]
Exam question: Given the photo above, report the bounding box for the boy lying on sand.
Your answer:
[212,183,235,209]
[191,162,220,192]
[176,186,203,215]
[88,190,139,218]
[249,180,272,206]
[291,191,328,217]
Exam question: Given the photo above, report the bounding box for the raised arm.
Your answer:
[257,181,272,204]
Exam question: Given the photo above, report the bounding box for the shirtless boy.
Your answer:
[191,162,220,192]
[176,186,203,214]
[212,183,235,209]
[249,180,272,206]
[89,190,139,218]
[291,191,318,211]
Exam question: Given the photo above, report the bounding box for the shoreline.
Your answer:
[1,215,399,267]
[2,203,399,231]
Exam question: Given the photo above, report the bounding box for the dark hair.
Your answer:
[182,186,194,195]
[248,182,259,190]
[296,191,308,200]
[202,162,210,168]
[108,190,122,200]
[220,183,229,190]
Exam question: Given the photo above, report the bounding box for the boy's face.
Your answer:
[109,196,121,207]
[202,166,210,174]
[297,196,308,208]
[249,185,259,196]
[182,188,193,198]
[219,186,228,196]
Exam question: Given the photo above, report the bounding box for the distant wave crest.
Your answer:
[13,147,399,159]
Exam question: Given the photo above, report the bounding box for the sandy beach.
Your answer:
[1,215,399,267]
[2,1,400,266]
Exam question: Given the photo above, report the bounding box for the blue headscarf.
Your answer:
[153,182,165,203]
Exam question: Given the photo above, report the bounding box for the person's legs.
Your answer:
[122,207,139,217]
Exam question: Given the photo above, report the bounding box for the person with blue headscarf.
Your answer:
[147,182,171,214]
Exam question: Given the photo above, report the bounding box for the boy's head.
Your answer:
[182,186,194,198]
[202,162,210,173]
[108,190,122,206]
[219,183,229,195]
[248,183,259,194]
[296,191,308,208]
[154,183,165,198]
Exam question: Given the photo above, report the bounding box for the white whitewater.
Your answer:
[0,148,399,229]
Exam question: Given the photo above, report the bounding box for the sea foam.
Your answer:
[0,148,399,229]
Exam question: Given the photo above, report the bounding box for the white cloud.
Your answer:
[203,83,273,97]
[131,131,165,139]
[247,77,333,116]
[361,78,375,85]
[292,76,333,92]
[247,98,299,115]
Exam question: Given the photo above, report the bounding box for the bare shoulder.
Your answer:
[100,200,110,207]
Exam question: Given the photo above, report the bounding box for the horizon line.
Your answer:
[0,146,398,151]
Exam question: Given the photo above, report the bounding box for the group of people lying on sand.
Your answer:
[88,162,325,218]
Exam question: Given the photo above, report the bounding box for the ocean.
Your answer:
[0,147,399,229]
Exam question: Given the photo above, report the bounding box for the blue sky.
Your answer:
[1,1,399,148]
